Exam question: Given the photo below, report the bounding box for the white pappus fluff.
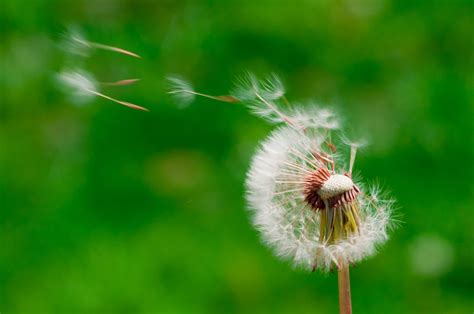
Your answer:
[167,75,196,107]
[246,124,393,271]
[57,69,98,104]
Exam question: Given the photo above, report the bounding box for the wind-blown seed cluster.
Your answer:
[57,27,147,111]
[167,72,395,272]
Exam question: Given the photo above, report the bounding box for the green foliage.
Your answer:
[1,0,473,313]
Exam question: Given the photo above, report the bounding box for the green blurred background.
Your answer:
[1,0,473,313]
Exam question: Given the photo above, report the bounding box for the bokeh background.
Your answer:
[1,0,473,313]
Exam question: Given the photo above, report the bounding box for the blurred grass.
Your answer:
[1,0,473,313]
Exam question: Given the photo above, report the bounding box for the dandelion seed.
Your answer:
[57,69,148,111]
[85,41,141,58]
[167,75,239,107]
[58,26,145,111]
[233,72,285,101]
[100,78,141,86]
[262,73,286,100]
[62,26,141,58]
[230,72,293,125]
[232,72,260,101]
[61,27,91,57]
[57,69,98,103]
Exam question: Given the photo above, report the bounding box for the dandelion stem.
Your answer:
[338,263,352,314]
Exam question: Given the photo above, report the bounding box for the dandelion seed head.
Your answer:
[232,72,285,101]
[246,125,394,271]
[165,71,396,271]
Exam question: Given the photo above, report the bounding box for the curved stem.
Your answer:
[338,263,353,314]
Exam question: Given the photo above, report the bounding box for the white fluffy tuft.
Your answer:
[233,72,285,101]
[60,26,91,57]
[232,73,288,123]
[57,69,97,103]
[288,106,340,130]
[246,126,393,271]
[167,75,196,107]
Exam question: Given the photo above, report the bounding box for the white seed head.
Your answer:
[165,72,395,271]
[317,174,354,199]
[246,125,394,271]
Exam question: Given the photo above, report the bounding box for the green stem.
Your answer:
[338,263,352,314]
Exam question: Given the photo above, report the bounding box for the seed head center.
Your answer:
[317,174,354,199]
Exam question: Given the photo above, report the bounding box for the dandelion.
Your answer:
[168,72,396,314]
[246,125,394,272]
